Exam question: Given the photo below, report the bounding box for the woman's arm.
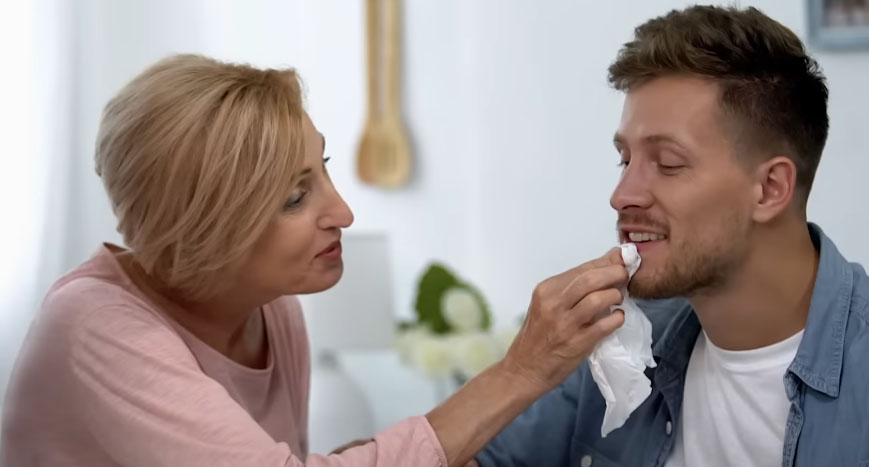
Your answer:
[425,362,543,466]
[68,248,624,467]
[425,249,628,466]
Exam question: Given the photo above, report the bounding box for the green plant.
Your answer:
[400,263,491,334]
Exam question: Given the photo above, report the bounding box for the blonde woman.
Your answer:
[1,55,628,467]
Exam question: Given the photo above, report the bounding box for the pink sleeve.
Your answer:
[69,304,446,467]
[299,417,447,467]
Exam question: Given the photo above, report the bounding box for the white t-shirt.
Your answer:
[666,329,804,467]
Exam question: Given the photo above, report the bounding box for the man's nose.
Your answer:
[610,163,654,212]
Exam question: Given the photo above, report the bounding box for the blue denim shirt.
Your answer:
[478,224,869,467]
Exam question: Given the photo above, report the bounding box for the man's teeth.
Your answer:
[628,232,666,242]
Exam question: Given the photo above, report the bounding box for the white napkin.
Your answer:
[587,243,656,437]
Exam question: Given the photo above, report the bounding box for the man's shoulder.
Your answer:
[844,261,869,349]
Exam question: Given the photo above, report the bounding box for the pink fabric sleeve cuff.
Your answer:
[371,415,447,467]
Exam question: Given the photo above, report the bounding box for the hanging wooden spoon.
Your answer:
[357,0,412,188]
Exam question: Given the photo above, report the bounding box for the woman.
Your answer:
[1,55,627,467]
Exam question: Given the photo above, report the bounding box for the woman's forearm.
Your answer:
[424,360,544,467]
[424,249,629,466]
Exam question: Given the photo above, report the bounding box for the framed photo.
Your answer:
[808,0,869,49]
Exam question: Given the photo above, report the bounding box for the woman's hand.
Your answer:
[501,247,628,392]
[425,248,628,466]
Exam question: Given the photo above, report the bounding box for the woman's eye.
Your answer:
[658,164,685,174]
[283,189,308,210]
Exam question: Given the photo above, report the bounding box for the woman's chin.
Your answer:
[290,268,344,295]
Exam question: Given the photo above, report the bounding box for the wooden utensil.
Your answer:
[357,0,412,188]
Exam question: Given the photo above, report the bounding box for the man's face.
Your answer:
[610,75,757,299]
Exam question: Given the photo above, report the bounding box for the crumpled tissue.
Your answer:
[588,243,656,437]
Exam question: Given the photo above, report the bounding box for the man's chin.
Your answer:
[627,281,657,299]
[627,272,679,300]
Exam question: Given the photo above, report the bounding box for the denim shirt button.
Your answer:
[580,454,593,467]
[666,421,673,436]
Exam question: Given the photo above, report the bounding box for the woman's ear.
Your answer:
[751,156,798,223]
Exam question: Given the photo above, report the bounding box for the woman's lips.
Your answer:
[316,241,342,261]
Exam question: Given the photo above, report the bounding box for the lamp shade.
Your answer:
[299,232,395,354]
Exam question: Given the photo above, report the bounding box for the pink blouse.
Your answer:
[1,245,447,466]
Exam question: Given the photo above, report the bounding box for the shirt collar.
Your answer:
[649,223,853,398]
[651,302,699,375]
[787,223,853,397]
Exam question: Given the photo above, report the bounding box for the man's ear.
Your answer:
[751,156,798,223]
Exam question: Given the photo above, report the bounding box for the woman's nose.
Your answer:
[319,186,354,230]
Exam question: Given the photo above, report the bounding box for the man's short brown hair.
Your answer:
[608,5,829,205]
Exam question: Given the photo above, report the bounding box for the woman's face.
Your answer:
[238,112,354,296]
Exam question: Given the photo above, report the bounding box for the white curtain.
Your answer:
[0,0,75,402]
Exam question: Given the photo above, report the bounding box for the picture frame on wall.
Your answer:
[808,0,869,49]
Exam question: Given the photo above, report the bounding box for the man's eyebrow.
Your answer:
[642,134,686,147]
[613,133,690,150]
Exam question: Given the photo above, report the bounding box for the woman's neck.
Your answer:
[115,250,270,368]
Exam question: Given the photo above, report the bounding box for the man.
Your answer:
[473,5,869,467]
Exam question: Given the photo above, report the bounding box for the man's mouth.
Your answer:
[619,225,668,244]
[626,232,667,242]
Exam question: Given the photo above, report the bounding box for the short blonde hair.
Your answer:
[95,54,305,299]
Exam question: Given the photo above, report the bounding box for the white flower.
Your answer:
[411,335,454,378]
[451,333,498,379]
[395,326,430,365]
[441,287,484,332]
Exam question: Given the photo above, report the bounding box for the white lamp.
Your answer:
[299,232,395,455]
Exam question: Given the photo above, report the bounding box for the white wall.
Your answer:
[3,0,865,451]
[64,0,869,329]
[0,0,76,404]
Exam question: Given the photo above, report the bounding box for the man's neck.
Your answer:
[689,222,819,351]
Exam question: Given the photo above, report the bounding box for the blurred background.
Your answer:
[2,0,867,455]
